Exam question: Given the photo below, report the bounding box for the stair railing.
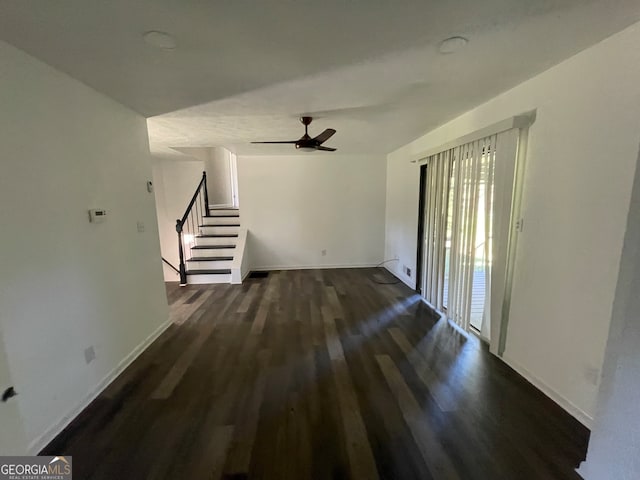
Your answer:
[176,171,210,286]
[162,257,180,275]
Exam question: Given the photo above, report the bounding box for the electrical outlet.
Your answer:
[84,346,96,364]
[406,267,412,277]
[321,249,327,256]
[137,221,145,233]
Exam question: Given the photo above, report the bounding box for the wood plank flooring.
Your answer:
[42,268,589,479]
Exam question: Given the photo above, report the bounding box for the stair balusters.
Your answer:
[176,171,210,287]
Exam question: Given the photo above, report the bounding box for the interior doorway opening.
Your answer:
[205,147,239,209]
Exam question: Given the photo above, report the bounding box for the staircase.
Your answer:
[174,171,245,286]
[187,207,241,284]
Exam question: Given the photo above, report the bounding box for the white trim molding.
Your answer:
[503,354,593,428]
[230,228,249,284]
[419,293,593,428]
[251,263,380,271]
[410,111,537,164]
[27,319,173,454]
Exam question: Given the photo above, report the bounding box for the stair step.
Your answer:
[196,234,238,238]
[200,224,240,227]
[201,216,241,226]
[194,235,238,247]
[189,256,233,261]
[204,214,239,217]
[187,269,232,275]
[200,225,240,235]
[186,271,231,284]
[187,258,232,269]
[191,246,235,257]
[208,208,239,216]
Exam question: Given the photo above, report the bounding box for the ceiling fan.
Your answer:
[251,116,337,152]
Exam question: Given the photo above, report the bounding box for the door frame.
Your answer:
[415,163,428,294]
[229,152,239,208]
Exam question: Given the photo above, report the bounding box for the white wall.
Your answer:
[578,145,640,479]
[152,159,204,280]
[384,22,640,424]
[0,41,169,452]
[237,154,386,269]
[0,328,27,454]
[205,147,234,206]
[170,146,234,206]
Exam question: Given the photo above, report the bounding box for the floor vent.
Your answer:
[249,271,270,279]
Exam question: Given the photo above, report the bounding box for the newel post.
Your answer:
[202,171,211,217]
[176,219,188,286]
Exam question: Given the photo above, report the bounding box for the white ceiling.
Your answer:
[1,1,638,158]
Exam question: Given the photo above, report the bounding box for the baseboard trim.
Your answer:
[416,293,593,429]
[251,263,380,271]
[383,265,416,290]
[502,354,593,428]
[28,318,173,454]
[232,267,252,285]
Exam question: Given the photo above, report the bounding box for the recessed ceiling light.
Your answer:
[143,31,177,50]
[438,36,468,54]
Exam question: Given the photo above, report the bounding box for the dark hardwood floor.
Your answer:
[42,268,589,479]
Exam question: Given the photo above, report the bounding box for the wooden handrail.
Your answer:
[162,257,180,274]
[176,171,210,286]
[178,172,209,227]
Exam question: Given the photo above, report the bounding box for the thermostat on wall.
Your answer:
[88,209,107,223]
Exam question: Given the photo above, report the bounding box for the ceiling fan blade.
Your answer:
[316,146,337,152]
[251,140,298,144]
[313,128,336,144]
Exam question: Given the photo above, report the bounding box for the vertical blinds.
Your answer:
[422,134,497,331]
[423,148,451,310]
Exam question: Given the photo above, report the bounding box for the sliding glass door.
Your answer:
[421,135,497,334]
